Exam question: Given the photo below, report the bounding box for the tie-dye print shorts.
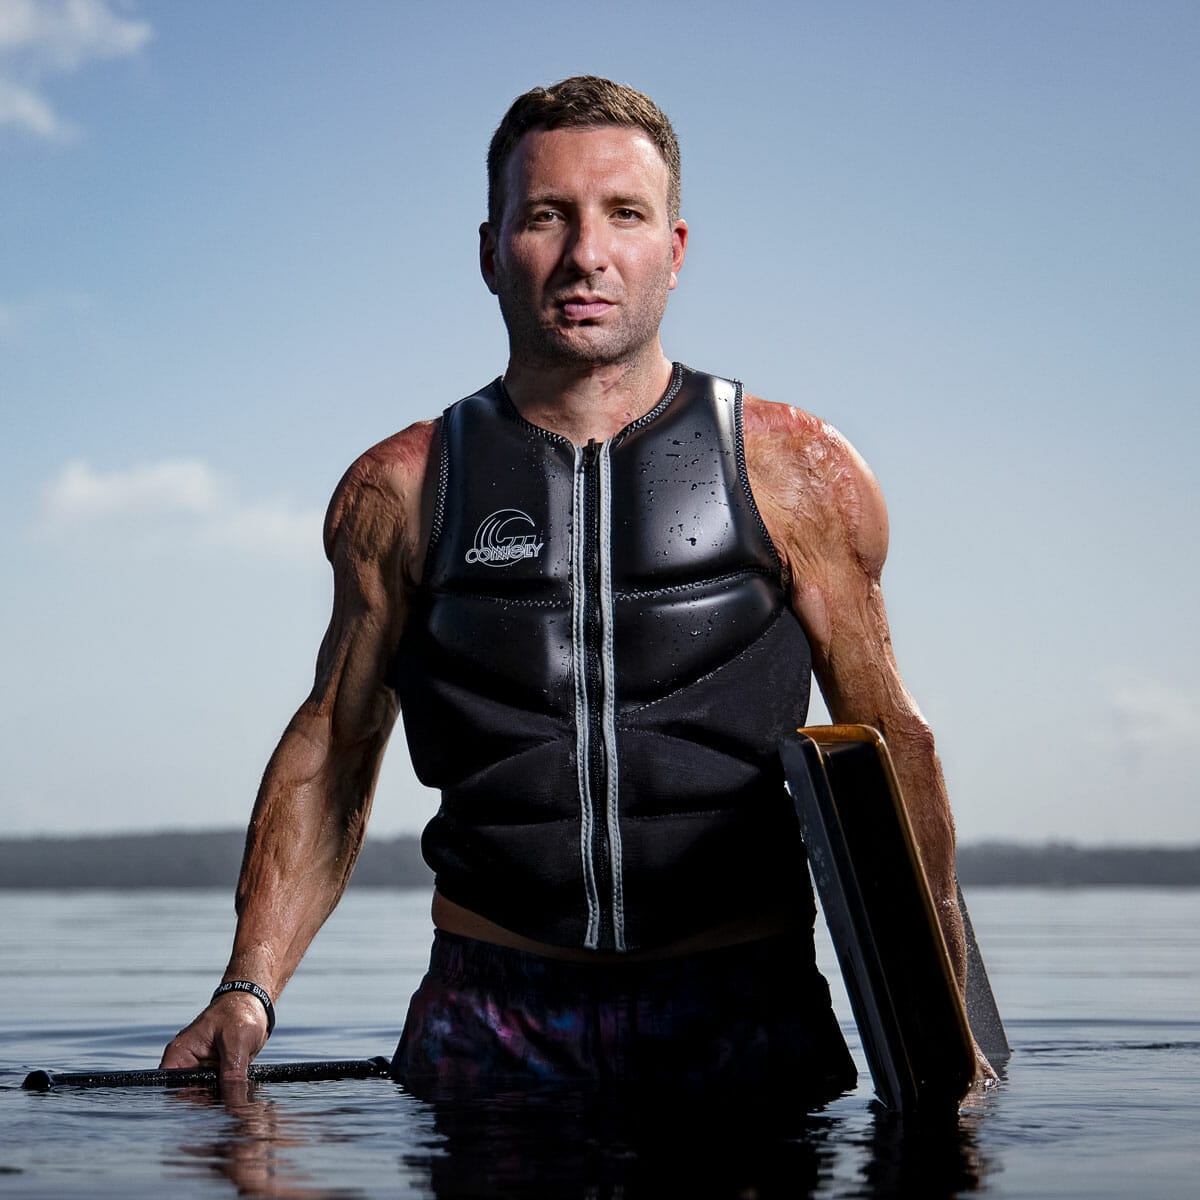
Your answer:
[391,929,856,1103]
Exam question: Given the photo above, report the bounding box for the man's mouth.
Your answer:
[559,297,614,321]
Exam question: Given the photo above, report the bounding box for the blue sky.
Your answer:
[2,0,1196,844]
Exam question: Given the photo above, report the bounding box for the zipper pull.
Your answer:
[584,437,599,465]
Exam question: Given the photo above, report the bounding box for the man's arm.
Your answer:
[160,424,435,1079]
[744,397,994,1081]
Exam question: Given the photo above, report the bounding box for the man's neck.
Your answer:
[502,351,675,445]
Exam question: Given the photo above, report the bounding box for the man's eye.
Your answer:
[530,210,561,225]
[613,209,641,221]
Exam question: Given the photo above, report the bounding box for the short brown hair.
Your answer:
[487,75,681,226]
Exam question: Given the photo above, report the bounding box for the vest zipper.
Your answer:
[573,438,626,952]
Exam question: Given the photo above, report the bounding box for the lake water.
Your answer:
[1,887,1197,1198]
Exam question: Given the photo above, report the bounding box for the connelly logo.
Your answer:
[465,509,545,567]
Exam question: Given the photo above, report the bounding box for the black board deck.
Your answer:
[781,725,1004,1112]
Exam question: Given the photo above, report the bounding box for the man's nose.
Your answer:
[562,215,608,275]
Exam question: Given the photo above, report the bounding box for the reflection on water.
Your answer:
[408,1087,995,1200]
[156,1074,997,1199]
[853,1102,994,1200]
[167,1085,321,1199]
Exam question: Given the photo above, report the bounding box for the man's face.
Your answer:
[480,126,687,370]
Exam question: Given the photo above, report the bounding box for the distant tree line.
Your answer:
[1,832,1198,889]
[0,830,432,890]
[955,841,1200,887]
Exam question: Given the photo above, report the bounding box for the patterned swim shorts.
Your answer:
[391,929,856,1103]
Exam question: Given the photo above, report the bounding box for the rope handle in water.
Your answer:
[22,1056,392,1091]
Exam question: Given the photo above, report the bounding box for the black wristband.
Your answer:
[211,980,276,1036]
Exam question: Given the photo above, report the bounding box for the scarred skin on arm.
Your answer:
[743,393,995,1084]
[159,420,437,1081]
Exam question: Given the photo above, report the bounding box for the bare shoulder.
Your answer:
[742,392,888,576]
[324,419,439,579]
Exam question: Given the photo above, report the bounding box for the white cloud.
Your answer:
[0,0,151,67]
[1081,680,1200,841]
[40,458,324,564]
[45,458,222,519]
[0,0,151,139]
[0,72,64,136]
[203,502,325,562]
[1105,681,1200,753]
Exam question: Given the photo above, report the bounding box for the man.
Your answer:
[162,76,990,1099]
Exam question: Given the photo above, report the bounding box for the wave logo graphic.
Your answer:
[465,509,545,567]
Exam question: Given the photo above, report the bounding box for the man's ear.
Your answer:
[479,222,499,295]
[668,218,688,291]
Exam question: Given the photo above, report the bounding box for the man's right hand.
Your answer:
[159,992,270,1081]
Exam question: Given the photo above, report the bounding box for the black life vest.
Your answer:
[391,364,815,952]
